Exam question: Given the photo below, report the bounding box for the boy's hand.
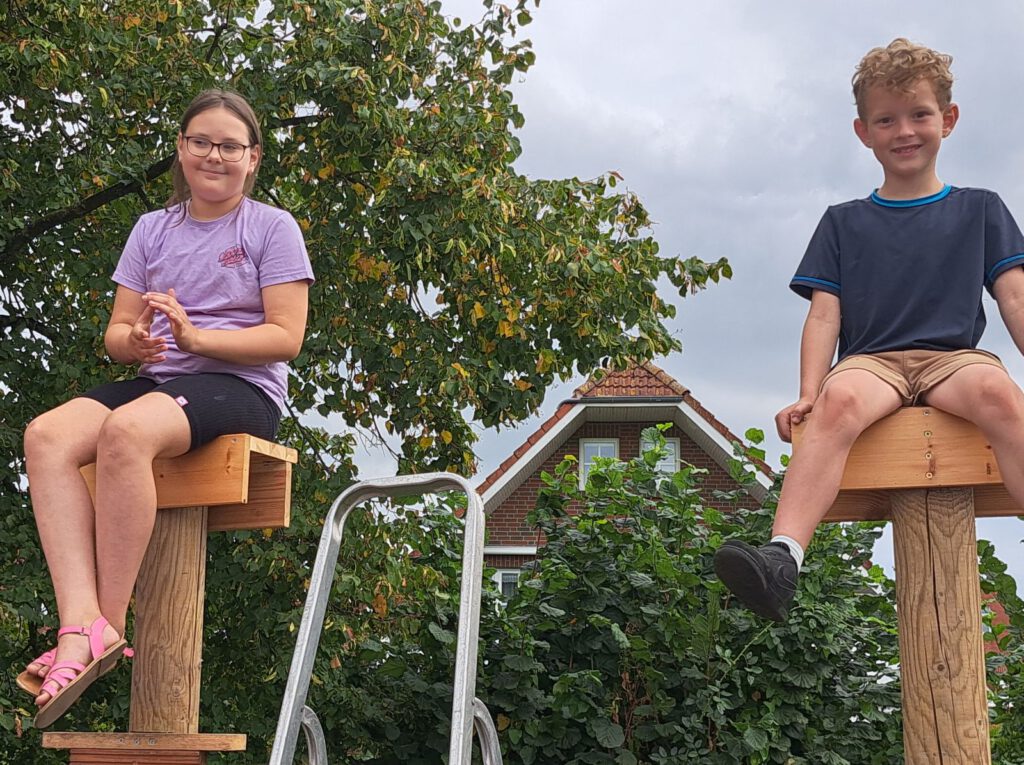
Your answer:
[775,398,815,443]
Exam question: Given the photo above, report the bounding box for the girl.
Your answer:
[18,89,314,727]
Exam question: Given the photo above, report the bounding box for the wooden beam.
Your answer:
[892,489,990,764]
[130,507,208,734]
[42,732,246,752]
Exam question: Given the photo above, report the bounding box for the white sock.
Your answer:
[770,534,804,572]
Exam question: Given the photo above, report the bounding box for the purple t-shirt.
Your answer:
[112,197,314,410]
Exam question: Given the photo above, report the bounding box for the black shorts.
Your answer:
[80,374,281,451]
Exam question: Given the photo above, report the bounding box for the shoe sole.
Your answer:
[714,543,788,622]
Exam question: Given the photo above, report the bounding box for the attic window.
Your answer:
[580,438,619,487]
[640,435,680,476]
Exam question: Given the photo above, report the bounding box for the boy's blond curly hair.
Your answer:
[852,38,953,118]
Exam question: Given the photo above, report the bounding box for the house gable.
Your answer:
[479,362,773,570]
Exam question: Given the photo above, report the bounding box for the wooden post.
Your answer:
[791,408,1022,764]
[891,489,990,765]
[130,506,209,734]
[42,435,296,763]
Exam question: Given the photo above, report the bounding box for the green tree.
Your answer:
[0,0,727,760]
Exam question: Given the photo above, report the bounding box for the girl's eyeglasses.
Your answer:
[183,136,252,162]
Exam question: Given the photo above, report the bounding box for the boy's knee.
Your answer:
[813,384,872,433]
[971,371,1024,420]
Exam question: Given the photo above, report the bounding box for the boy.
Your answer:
[714,38,1024,622]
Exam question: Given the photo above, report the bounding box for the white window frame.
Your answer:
[579,438,619,487]
[640,434,681,476]
[493,569,522,600]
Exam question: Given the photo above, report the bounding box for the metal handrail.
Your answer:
[268,473,491,765]
[474,697,504,765]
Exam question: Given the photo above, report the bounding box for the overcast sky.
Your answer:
[351,1,1024,584]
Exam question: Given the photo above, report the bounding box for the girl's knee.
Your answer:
[97,411,151,462]
[25,410,82,458]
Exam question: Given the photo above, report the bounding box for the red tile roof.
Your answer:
[476,361,773,495]
[574,361,687,398]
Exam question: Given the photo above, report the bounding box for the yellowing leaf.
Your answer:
[330,655,341,670]
[418,435,434,449]
[514,379,532,391]
[472,301,486,320]
[451,362,469,378]
[372,593,388,616]
[317,164,335,179]
[123,14,142,29]
[441,430,453,444]
[536,350,554,373]
[497,714,511,731]
[498,320,514,337]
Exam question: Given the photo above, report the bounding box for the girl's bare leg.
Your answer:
[93,392,191,636]
[23,398,112,679]
[30,392,191,705]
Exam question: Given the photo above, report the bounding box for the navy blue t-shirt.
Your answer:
[791,185,1024,360]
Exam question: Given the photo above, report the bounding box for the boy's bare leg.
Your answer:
[22,399,110,677]
[921,363,1024,504]
[773,369,903,549]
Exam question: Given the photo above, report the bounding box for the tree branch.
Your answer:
[0,153,174,267]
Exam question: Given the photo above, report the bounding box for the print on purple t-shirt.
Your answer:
[112,198,314,411]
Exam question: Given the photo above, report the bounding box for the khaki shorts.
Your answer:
[820,349,1005,406]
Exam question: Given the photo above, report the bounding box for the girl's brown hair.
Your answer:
[166,89,262,210]
[852,38,954,120]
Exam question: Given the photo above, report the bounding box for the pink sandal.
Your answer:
[16,647,58,697]
[33,616,128,729]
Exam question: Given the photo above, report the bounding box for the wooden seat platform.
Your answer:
[798,407,1022,521]
[43,434,297,764]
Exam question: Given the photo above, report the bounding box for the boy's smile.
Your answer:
[853,79,958,198]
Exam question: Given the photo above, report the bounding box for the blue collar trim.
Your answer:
[870,185,952,208]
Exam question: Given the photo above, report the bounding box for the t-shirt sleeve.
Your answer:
[111,217,149,293]
[257,212,315,288]
[983,192,1024,295]
[790,208,841,300]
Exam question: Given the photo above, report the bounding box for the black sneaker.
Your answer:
[714,540,797,622]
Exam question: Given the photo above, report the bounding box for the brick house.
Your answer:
[476,362,774,596]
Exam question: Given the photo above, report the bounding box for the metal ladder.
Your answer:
[268,473,504,765]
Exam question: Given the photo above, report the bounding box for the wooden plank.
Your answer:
[80,434,295,529]
[892,489,990,765]
[44,732,246,752]
[794,408,1002,491]
[208,456,292,531]
[822,489,892,522]
[130,507,207,734]
[70,752,205,764]
[248,436,298,463]
[81,435,251,508]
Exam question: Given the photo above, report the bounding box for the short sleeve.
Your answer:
[790,209,842,300]
[983,192,1024,294]
[111,217,149,293]
[257,212,314,288]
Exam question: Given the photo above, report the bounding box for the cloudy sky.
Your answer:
[354,1,1024,583]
